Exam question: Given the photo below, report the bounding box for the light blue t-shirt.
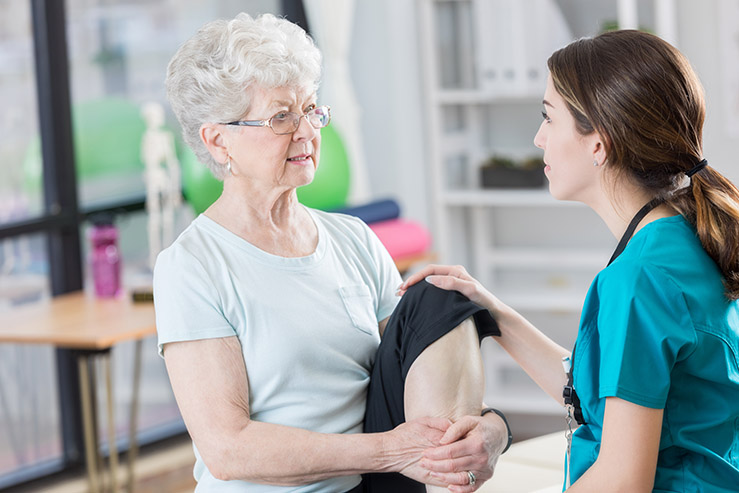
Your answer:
[153,209,402,492]
[569,215,739,492]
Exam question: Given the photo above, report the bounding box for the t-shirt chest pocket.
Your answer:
[339,285,377,336]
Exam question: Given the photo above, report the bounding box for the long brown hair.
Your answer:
[548,29,739,299]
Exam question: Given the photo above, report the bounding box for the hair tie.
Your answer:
[685,159,708,177]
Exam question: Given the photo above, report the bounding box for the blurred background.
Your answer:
[1,0,738,489]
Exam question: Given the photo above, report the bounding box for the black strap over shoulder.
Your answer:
[607,197,663,266]
[565,197,664,427]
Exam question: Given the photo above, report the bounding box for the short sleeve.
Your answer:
[596,261,695,408]
[153,244,236,357]
[360,221,402,323]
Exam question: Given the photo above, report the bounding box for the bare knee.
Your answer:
[404,317,484,421]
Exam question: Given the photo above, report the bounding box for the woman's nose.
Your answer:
[293,114,317,141]
[533,122,546,150]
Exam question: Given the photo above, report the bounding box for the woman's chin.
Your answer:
[293,171,316,189]
[547,184,568,202]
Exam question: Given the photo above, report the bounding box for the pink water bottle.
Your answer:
[89,213,121,297]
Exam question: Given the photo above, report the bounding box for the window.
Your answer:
[0,232,56,486]
[0,0,286,488]
[0,2,43,226]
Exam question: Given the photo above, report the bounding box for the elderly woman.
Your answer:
[154,12,510,493]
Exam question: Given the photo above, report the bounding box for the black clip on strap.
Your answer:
[563,346,586,426]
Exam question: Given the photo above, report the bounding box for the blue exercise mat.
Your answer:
[331,199,401,224]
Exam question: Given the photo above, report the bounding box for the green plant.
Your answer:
[520,156,544,170]
[481,155,517,169]
[481,155,543,170]
[600,20,653,35]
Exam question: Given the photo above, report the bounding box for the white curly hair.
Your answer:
[165,13,322,180]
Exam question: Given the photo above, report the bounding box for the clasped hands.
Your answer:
[389,413,501,492]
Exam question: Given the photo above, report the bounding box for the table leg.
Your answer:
[104,355,120,492]
[78,355,100,493]
[89,358,106,490]
[127,339,143,493]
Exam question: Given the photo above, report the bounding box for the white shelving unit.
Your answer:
[417,0,676,416]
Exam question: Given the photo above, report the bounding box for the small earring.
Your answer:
[226,156,232,175]
[593,160,599,167]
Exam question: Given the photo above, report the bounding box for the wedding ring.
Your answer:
[467,470,476,486]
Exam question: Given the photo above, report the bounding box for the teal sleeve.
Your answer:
[153,244,237,357]
[596,261,694,408]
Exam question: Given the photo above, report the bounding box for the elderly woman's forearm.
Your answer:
[203,420,392,484]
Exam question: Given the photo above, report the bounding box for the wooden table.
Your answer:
[0,291,157,493]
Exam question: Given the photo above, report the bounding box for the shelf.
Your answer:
[442,189,584,207]
[420,0,597,418]
[486,248,608,269]
[482,354,565,415]
[495,292,586,312]
[484,385,564,415]
[439,133,471,153]
[436,89,542,106]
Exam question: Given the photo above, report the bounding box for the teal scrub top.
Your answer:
[569,215,739,492]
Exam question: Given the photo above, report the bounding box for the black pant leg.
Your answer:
[362,282,499,493]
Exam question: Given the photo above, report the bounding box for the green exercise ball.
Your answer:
[179,144,223,215]
[297,124,350,210]
[22,98,147,195]
[74,99,146,178]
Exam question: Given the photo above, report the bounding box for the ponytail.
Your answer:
[669,166,739,300]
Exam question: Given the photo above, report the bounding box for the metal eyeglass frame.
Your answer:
[222,105,331,135]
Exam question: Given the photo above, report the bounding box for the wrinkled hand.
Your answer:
[384,416,452,486]
[397,264,501,314]
[421,415,505,492]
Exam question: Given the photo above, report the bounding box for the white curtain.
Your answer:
[303,0,371,204]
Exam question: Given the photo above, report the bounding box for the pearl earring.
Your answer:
[593,160,599,167]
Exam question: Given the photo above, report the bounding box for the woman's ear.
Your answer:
[592,133,609,167]
[200,123,229,164]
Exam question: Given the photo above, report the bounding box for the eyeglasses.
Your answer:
[222,105,331,135]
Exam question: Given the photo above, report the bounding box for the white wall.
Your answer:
[678,0,739,184]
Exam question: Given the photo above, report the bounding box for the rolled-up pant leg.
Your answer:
[362,282,500,493]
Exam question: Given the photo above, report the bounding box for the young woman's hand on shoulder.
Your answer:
[398,264,502,315]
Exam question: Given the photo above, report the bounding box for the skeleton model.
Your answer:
[141,102,181,271]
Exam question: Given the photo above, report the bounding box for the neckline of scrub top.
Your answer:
[194,208,327,270]
[615,214,687,259]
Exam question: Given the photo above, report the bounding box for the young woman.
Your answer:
[402,29,739,492]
